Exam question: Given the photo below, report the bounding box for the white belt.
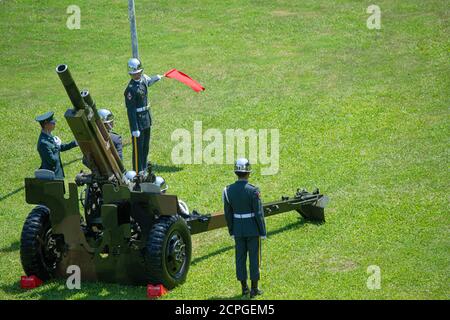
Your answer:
[136,106,149,112]
[234,213,255,219]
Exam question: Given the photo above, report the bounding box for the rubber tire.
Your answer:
[143,215,192,289]
[20,206,55,280]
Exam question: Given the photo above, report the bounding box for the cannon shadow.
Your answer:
[0,241,20,253]
[0,280,147,300]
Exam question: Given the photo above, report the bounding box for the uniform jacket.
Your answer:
[124,74,161,132]
[110,131,123,160]
[223,180,267,237]
[37,131,77,179]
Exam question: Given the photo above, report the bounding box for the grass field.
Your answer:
[0,0,448,300]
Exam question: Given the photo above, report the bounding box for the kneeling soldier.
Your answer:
[223,158,267,298]
[82,109,123,169]
[98,108,123,160]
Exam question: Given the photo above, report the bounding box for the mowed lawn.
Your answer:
[0,0,448,299]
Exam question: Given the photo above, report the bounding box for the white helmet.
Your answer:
[98,109,114,130]
[98,109,114,123]
[154,176,168,193]
[125,170,137,181]
[128,58,143,75]
[234,158,252,173]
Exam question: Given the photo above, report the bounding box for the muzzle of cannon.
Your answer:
[56,64,86,111]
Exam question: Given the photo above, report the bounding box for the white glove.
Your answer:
[74,140,78,146]
[157,74,164,80]
[54,136,62,147]
[261,236,267,240]
[132,130,141,138]
[230,235,235,240]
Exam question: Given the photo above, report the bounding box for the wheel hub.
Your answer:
[166,232,186,277]
[40,228,60,272]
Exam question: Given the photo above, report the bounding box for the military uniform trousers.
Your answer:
[132,126,151,173]
[234,236,261,281]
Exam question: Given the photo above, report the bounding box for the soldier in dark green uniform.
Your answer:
[124,58,164,173]
[35,111,78,179]
[223,158,267,298]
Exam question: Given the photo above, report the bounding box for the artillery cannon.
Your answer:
[20,65,329,289]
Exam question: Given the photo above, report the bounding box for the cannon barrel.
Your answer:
[56,64,86,110]
[56,64,126,184]
[80,90,125,173]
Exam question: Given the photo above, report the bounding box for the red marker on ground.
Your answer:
[147,284,168,298]
[20,276,43,289]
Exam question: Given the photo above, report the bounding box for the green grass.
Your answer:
[0,0,449,299]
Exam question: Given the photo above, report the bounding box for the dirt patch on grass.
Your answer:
[271,10,298,17]
[325,257,358,273]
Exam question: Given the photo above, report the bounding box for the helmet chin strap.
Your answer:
[132,73,142,81]
[104,122,113,132]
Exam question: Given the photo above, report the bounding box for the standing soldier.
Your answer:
[223,158,267,298]
[35,111,78,179]
[124,58,164,173]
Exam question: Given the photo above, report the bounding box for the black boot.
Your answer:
[250,280,263,298]
[241,281,249,296]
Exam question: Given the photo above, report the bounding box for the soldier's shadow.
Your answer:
[0,241,20,253]
[202,218,321,300]
[192,218,317,267]
[0,187,24,202]
[152,164,184,173]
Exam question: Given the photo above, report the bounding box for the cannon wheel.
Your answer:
[143,215,192,290]
[20,206,59,280]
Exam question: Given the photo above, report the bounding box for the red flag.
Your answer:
[164,69,205,92]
